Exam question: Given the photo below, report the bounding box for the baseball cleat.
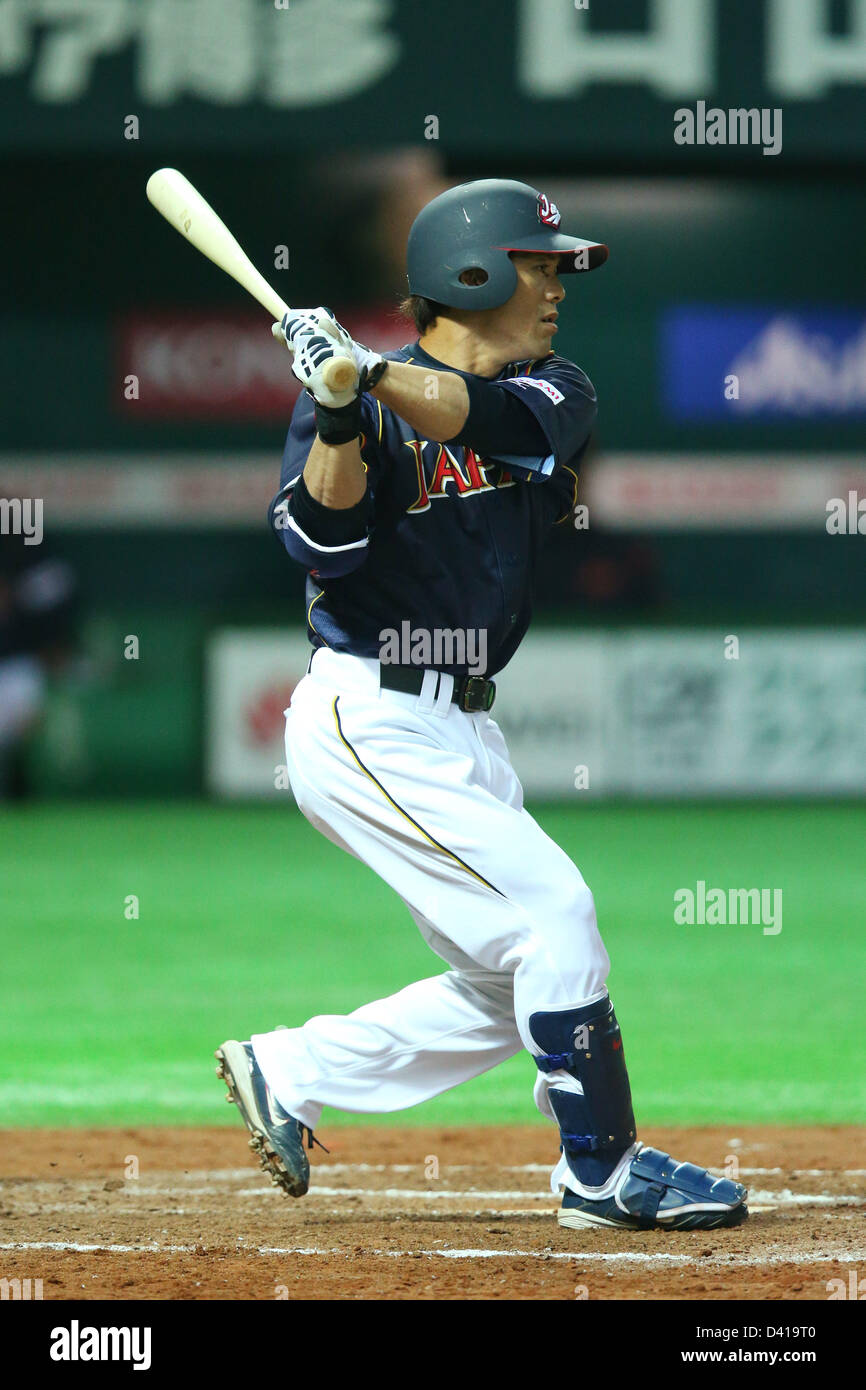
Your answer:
[558,1144,748,1232]
[215,1039,326,1198]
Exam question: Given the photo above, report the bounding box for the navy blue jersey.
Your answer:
[269,341,596,677]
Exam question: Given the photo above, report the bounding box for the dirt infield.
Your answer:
[1,1126,863,1300]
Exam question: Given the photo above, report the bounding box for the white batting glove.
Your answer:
[313,310,386,381]
[274,306,348,351]
[346,334,386,383]
[290,331,359,408]
[273,308,386,390]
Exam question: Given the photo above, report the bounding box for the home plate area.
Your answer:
[1,1127,863,1300]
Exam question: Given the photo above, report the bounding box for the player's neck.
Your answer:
[419,318,513,379]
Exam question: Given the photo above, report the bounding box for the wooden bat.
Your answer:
[145,167,358,394]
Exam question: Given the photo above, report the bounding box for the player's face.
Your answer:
[498,253,566,358]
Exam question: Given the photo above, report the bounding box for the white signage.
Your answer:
[206,627,866,800]
[205,629,312,798]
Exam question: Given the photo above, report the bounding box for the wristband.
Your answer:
[314,395,362,445]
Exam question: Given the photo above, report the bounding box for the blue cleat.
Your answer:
[215,1040,326,1198]
[559,1144,749,1231]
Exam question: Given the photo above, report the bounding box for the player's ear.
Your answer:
[458,268,489,287]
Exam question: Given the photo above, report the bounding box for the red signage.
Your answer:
[116,307,411,420]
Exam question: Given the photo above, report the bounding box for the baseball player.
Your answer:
[217,180,748,1232]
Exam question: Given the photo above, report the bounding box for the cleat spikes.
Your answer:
[214,1038,312,1200]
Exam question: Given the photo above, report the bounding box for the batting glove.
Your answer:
[290,331,359,409]
[275,306,348,350]
[273,308,387,391]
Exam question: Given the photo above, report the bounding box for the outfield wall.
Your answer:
[204,628,866,801]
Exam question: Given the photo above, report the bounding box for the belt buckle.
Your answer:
[460,676,495,713]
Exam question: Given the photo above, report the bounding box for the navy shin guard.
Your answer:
[530,996,637,1187]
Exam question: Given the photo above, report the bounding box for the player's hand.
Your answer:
[345,335,386,387]
[289,331,359,409]
[274,306,349,352]
[273,308,386,391]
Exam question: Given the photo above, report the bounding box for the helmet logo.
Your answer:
[537,193,561,228]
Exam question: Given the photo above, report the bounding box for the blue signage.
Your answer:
[662,308,866,418]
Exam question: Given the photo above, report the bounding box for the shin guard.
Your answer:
[530,996,637,1187]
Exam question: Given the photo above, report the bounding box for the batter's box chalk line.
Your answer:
[2,1240,865,1269]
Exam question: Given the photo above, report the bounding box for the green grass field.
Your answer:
[1,801,863,1128]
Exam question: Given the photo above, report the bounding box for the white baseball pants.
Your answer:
[252,648,611,1175]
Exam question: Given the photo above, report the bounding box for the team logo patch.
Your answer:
[537,193,561,228]
[504,377,565,405]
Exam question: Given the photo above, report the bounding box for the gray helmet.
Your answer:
[407,179,608,311]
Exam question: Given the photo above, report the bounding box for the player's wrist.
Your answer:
[314,395,362,445]
[361,358,388,392]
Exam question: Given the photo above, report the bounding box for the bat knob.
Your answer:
[323,357,359,394]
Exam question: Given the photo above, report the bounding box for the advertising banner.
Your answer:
[205,629,312,798]
[494,630,866,797]
[115,308,410,421]
[662,309,866,419]
[2,1,864,159]
[205,628,866,799]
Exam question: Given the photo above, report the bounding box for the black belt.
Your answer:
[379,665,496,713]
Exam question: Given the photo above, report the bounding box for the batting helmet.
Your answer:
[406,179,608,312]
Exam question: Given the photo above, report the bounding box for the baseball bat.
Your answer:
[145,168,358,394]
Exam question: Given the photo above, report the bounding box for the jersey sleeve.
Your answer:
[267,391,384,579]
[493,357,597,482]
